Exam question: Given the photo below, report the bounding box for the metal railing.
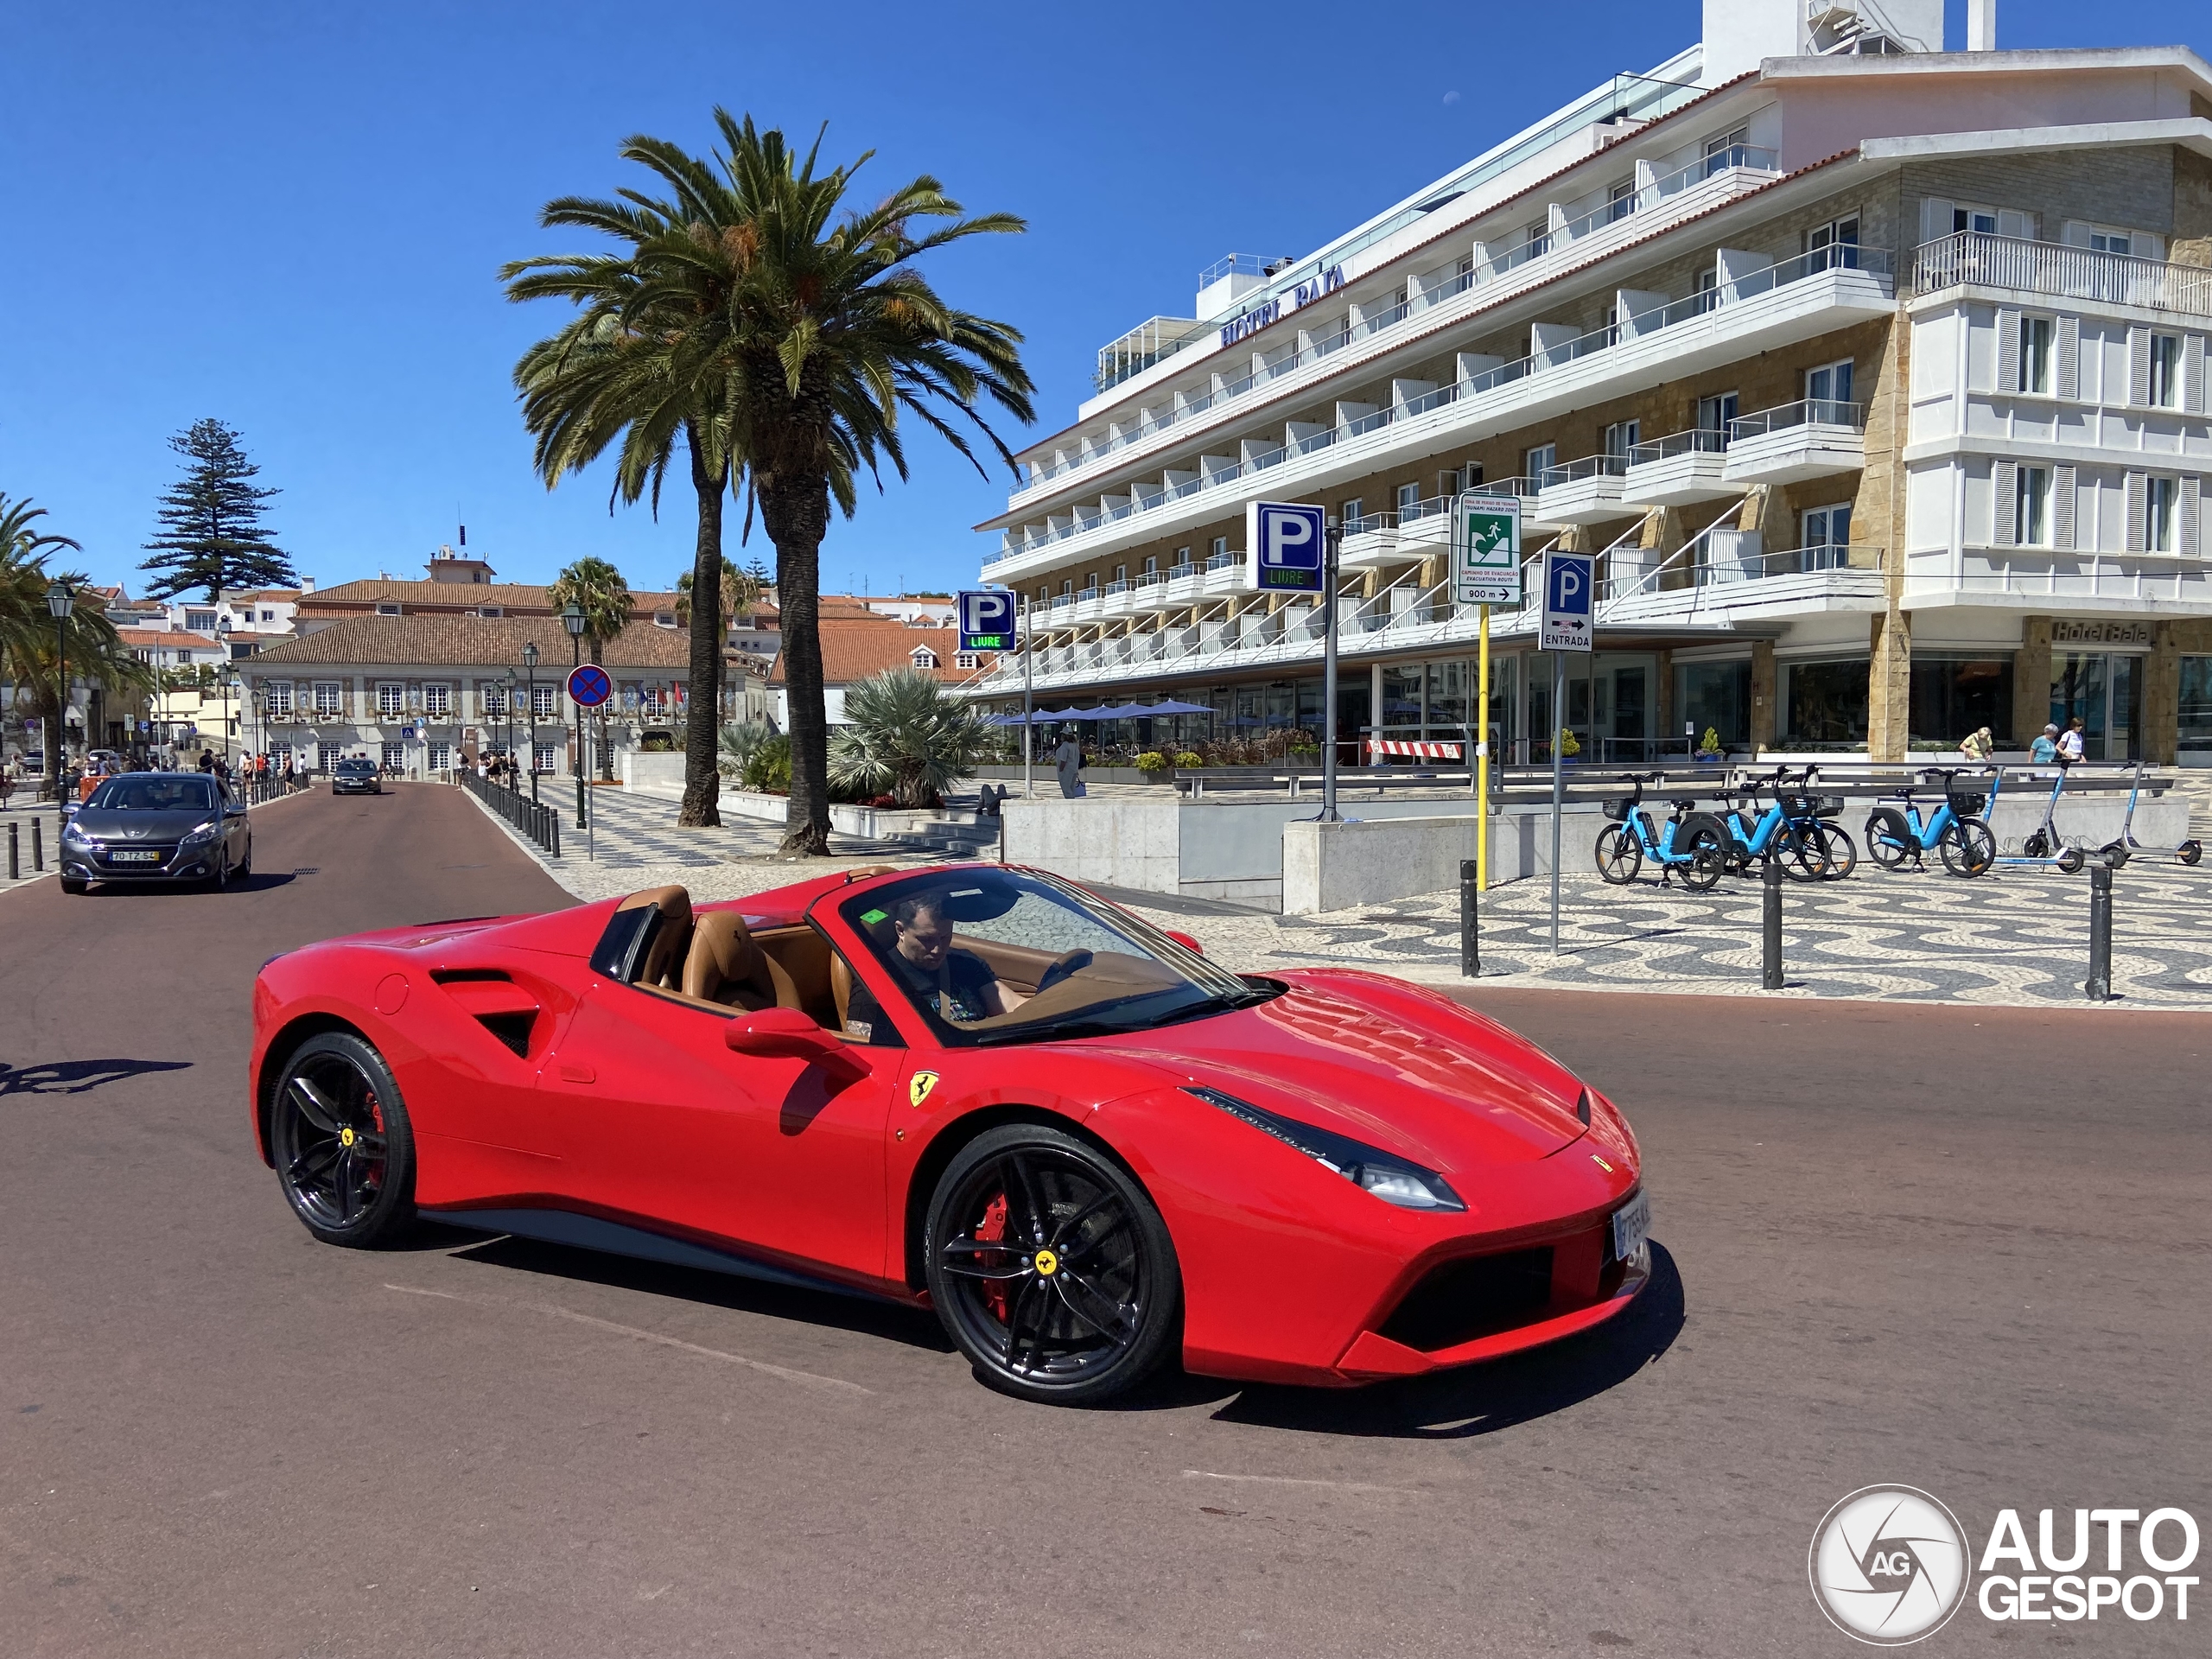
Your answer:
[1729,397,1866,440]
[456,768,561,857]
[1540,452,1633,487]
[1911,230,2212,316]
[993,246,1893,563]
[1628,427,1728,464]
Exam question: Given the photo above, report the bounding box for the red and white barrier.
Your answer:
[1366,739,1464,762]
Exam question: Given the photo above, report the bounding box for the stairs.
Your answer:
[880,818,1001,860]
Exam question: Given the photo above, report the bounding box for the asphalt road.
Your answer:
[3,784,2205,1657]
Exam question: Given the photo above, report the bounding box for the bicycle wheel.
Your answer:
[2056,846,2086,874]
[2022,829,2050,860]
[1940,818,1995,878]
[1865,810,1912,871]
[1811,822,1857,880]
[1777,823,1827,882]
[1678,844,1723,893]
[1594,824,1641,884]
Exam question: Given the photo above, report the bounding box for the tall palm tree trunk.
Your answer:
[679,429,725,828]
[760,474,832,855]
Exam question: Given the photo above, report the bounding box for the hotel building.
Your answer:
[965,0,2212,764]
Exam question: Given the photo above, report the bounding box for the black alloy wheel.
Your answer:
[270,1032,416,1246]
[1939,818,1996,878]
[1811,822,1857,880]
[1865,810,1912,870]
[1775,823,1828,882]
[1593,825,1640,884]
[925,1124,1179,1406]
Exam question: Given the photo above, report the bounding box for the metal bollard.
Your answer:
[31,817,42,872]
[1762,854,1783,990]
[549,812,559,860]
[1459,857,1479,978]
[2085,861,2113,1001]
[8,820,16,880]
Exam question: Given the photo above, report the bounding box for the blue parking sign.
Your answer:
[1541,550,1593,652]
[957,588,1017,652]
[1244,500,1325,593]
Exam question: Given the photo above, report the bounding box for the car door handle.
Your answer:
[557,1062,596,1084]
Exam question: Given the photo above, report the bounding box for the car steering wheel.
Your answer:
[1034,949,1093,994]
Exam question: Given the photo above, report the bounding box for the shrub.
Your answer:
[1698,727,1723,755]
[1173,750,1204,768]
[741,733,791,794]
[826,669,993,808]
[1135,751,1169,773]
[1557,728,1581,759]
[718,719,776,779]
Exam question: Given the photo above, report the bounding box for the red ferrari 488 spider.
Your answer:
[250,864,1649,1404]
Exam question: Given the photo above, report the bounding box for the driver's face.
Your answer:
[895,910,952,969]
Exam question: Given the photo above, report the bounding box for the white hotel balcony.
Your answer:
[1723,397,1867,484]
[1621,428,1732,506]
[986,245,1895,578]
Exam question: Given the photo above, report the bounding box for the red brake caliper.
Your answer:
[976,1192,1010,1322]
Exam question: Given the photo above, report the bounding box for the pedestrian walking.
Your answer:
[1052,729,1086,799]
[2030,723,2059,764]
[2056,717,2087,769]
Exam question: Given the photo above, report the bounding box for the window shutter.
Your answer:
[2183,476,2202,559]
[2056,315,2080,401]
[1996,308,2021,393]
[2128,327,2151,405]
[1993,460,2018,545]
[2185,335,2207,416]
[2061,220,2093,248]
[2125,472,2147,551]
[2052,465,2076,550]
[1922,197,1955,245]
[1997,209,2035,241]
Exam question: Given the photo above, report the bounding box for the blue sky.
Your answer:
[5,1,2205,601]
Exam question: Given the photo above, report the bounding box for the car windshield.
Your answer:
[830,869,1270,1048]
[88,775,218,813]
[336,760,375,774]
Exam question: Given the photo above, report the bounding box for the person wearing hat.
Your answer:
[2030,723,2060,765]
[1052,728,1086,798]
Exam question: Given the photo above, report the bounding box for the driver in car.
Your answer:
[888,893,1028,1023]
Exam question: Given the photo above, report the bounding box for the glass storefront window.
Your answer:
[1908,657,2013,747]
[2180,657,2212,759]
[2050,653,2140,761]
[1426,660,1470,734]
[1380,664,1423,730]
[1780,659,1869,747]
[1678,660,1751,748]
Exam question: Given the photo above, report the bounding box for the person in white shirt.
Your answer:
[2056,718,2087,768]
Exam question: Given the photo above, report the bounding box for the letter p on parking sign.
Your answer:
[1245,501,1325,593]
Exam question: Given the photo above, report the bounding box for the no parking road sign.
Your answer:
[1245,500,1325,593]
[1541,550,1594,652]
[567,664,613,708]
[957,588,1017,652]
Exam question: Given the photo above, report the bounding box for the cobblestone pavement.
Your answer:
[459,783,2212,1009]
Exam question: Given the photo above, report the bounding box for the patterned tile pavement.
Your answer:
[456,782,2212,1011]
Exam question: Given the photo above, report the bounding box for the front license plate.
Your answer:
[109,850,163,863]
[1610,1192,1650,1262]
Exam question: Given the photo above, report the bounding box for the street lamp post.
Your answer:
[45,578,73,832]
[498,671,518,783]
[562,603,587,828]
[522,642,540,804]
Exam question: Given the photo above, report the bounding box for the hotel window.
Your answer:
[1607,179,1635,222]
[1210,536,1229,565]
[1395,482,1421,515]
[1703,124,1750,175]
[1112,563,1126,586]
[2150,334,2182,408]
[264,680,293,716]
[427,742,451,773]
[1173,545,1192,570]
[2018,316,2052,394]
[1806,359,1854,415]
[427,683,454,718]
[1693,265,1719,314]
[2147,477,2178,553]
[531,683,557,719]
[1525,443,1556,483]
[1059,578,1072,598]
[1802,503,1853,567]
[1522,219,1549,259]
[954,651,978,670]
[1141,555,1158,577]
[1604,422,1639,460]
[2016,467,2051,548]
[313,682,343,716]
[1953,207,1999,235]
[2091,231,2133,255]
[1339,497,1363,531]
[1807,215,1859,270]
[1698,392,1738,442]
[378,683,405,717]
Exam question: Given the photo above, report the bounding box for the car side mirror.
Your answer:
[1164,930,1204,956]
[725,1007,855,1069]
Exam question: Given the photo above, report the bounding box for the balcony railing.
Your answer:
[993,248,1893,567]
[1032,142,1791,490]
[1540,453,1632,487]
[1911,231,2212,317]
[1728,397,1866,440]
[1628,427,1727,464]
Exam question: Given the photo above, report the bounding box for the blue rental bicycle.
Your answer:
[1713,766,1855,880]
[1863,768,1996,877]
[1594,773,1725,890]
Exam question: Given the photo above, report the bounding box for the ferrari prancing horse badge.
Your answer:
[908,1071,939,1109]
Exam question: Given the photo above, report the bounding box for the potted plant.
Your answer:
[1173,750,1204,770]
[1135,750,1171,783]
[1694,726,1724,764]
[1556,728,1580,767]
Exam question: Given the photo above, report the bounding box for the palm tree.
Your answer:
[510,112,1033,854]
[674,561,760,629]
[546,557,632,781]
[827,669,993,808]
[8,576,149,800]
[2,496,91,798]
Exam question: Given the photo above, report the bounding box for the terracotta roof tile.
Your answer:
[244,612,699,671]
[766,620,992,686]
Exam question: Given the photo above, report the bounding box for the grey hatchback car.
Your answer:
[59,772,251,893]
[332,757,383,795]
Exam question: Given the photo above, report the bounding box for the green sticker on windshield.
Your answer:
[860,907,887,925]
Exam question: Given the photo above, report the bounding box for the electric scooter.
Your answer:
[1986,766,2088,874]
[2098,760,2203,868]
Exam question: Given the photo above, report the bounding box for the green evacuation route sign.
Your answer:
[1453,493,1522,607]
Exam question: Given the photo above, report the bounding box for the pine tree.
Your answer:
[139,418,298,601]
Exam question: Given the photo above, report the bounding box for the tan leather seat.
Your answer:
[830,951,856,1031]
[617,886,693,989]
[683,910,798,1011]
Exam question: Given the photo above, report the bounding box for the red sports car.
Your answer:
[250,865,1649,1404]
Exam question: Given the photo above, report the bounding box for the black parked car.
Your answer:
[331,757,383,796]
[59,773,251,893]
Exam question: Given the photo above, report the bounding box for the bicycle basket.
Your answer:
[1813,794,1844,819]
[1602,797,1633,822]
[1948,789,1990,818]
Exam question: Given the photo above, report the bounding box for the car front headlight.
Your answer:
[1184,1085,1465,1211]
[181,820,222,845]
[62,819,94,843]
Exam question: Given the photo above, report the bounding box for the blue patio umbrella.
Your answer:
[1138,699,1213,715]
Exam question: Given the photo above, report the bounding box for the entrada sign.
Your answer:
[1218,264,1346,349]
